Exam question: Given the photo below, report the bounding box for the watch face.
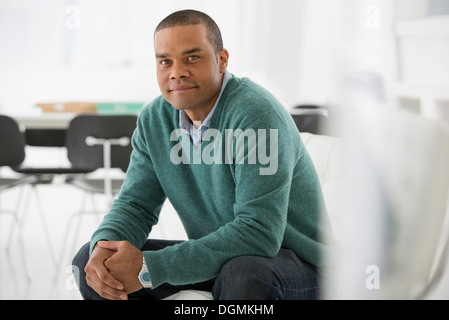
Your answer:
[141,271,151,284]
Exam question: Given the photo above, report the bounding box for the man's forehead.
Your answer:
[156,47,204,59]
[154,24,208,53]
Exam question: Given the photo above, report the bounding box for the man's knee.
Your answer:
[212,255,281,300]
[71,242,91,293]
[72,242,90,271]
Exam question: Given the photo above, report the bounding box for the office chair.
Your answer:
[10,122,99,275]
[64,114,136,201]
[0,115,46,279]
[291,105,333,136]
[59,114,137,266]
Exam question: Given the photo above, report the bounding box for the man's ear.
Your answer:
[218,49,229,73]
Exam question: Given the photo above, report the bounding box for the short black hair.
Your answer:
[155,9,224,53]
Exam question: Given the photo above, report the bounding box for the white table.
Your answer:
[12,112,78,130]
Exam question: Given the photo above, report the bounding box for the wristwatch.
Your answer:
[138,256,152,288]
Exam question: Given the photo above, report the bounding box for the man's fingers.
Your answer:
[97,240,121,251]
[84,251,126,300]
[99,272,124,290]
[86,272,127,300]
[85,261,124,290]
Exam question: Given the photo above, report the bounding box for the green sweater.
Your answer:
[90,75,329,289]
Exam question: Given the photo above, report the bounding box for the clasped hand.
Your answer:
[84,240,144,300]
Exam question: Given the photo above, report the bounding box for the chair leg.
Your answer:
[31,186,59,271]
[56,189,113,280]
[56,191,89,278]
[6,184,60,279]
[89,192,101,224]
[5,185,32,249]
[5,185,31,251]
[3,185,33,281]
[15,213,33,281]
[68,206,84,265]
[68,192,102,260]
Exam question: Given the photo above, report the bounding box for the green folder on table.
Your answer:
[96,102,145,115]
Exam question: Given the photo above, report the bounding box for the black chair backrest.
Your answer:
[65,115,137,172]
[291,114,329,135]
[292,105,333,136]
[0,115,26,167]
[25,129,66,147]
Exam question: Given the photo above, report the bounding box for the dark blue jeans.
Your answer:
[72,239,324,300]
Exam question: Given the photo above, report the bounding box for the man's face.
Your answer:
[154,24,228,116]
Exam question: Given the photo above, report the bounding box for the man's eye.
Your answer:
[160,60,171,66]
[188,56,199,61]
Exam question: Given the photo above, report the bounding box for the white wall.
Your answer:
[2,0,448,116]
[0,0,308,114]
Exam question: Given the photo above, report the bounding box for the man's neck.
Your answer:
[184,103,215,126]
[192,119,202,129]
[184,73,225,124]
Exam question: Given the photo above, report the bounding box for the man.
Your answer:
[73,9,330,300]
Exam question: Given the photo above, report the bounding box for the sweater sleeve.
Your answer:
[89,112,167,254]
[145,112,299,288]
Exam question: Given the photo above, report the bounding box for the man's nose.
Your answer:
[169,62,190,79]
